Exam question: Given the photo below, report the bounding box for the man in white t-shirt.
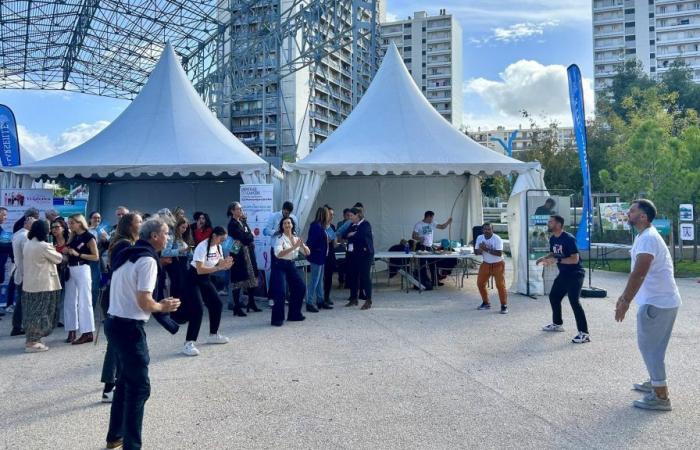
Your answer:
[104,218,180,450]
[474,223,508,314]
[412,210,452,249]
[615,199,681,411]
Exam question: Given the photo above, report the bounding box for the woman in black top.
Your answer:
[227,202,261,315]
[62,214,99,345]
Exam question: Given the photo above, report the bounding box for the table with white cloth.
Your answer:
[590,243,632,271]
[411,248,480,289]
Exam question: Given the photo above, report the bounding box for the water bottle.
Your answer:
[404,242,410,254]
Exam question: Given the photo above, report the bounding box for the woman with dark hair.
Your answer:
[179,226,233,357]
[100,212,143,403]
[21,220,64,352]
[162,217,193,300]
[192,211,213,245]
[343,207,375,310]
[305,206,332,312]
[270,216,309,326]
[63,213,99,345]
[227,202,261,315]
[50,218,69,327]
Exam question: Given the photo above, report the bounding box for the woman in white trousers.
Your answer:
[63,214,99,345]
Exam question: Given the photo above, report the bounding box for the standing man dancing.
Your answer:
[104,218,180,450]
[615,199,680,411]
[474,223,508,314]
[536,215,590,344]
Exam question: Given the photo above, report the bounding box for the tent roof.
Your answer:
[285,43,538,176]
[8,43,272,180]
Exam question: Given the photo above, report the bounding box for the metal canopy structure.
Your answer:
[0,0,379,102]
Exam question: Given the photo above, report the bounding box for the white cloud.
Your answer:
[385,11,399,22]
[464,60,595,128]
[493,20,559,42]
[17,121,109,163]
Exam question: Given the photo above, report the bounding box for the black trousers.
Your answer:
[164,257,188,300]
[348,252,373,301]
[549,272,588,333]
[105,317,150,450]
[11,280,22,331]
[270,259,305,325]
[173,268,223,341]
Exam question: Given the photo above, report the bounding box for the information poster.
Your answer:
[54,197,88,218]
[239,184,274,271]
[0,188,54,225]
[527,195,571,259]
[599,202,631,231]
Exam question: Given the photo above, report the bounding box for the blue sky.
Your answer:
[0,0,593,161]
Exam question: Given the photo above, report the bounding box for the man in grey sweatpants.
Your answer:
[615,199,681,411]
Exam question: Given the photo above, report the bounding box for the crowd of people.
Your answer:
[0,197,682,448]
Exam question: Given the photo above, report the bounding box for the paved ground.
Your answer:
[0,265,698,450]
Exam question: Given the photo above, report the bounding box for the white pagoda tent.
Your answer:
[286,44,540,239]
[7,43,279,224]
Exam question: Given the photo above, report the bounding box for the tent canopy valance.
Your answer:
[285,43,538,177]
[6,43,276,181]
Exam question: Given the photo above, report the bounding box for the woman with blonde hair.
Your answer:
[63,213,99,345]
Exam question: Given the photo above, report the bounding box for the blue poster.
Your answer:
[567,64,592,251]
[0,104,21,167]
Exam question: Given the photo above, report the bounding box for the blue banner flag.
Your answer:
[0,104,21,167]
[566,64,592,250]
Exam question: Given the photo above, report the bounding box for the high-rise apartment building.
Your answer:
[593,0,700,92]
[380,10,463,126]
[217,0,384,161]
[468,126,576,155]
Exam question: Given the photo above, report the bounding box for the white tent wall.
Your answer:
[506,168,547,295]
[306,174,480,251]
[96,178,243,227]
[0,172,36,189]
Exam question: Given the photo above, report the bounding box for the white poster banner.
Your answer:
[240,184,274,271]
[679,204,694,222]
[680,223,695,241]
[0,188,54,226]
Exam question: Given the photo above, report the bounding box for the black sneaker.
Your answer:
[477,303,491,310]
[320,303,333,310]
[500,305,509,314]
[305,304,319,313]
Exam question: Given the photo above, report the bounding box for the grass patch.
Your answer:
[594,259,700,278]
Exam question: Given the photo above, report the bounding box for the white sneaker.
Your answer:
[571,331,591,344]
[102,390,114,403]
[542,323,565,332]
[207,333,229,345]
[182,341,200,356]
[268,299,274,307]
[5,305,14,313]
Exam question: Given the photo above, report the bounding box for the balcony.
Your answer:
[594,27,625,37]
[593,2,623,13]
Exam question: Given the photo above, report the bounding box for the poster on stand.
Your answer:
[240,184,274,271]
[599,202,631,231]
[54,197,88,219]
[0,188,54,226]
[526,195,571,260]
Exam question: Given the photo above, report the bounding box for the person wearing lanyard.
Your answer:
[63,214,100,345]
[323,205,338,306]
[344,207,374,310]
[270,217,310,326]
[537,214,590,344]
[180,226,233,357]
[103,218,180,450]
[474,223,508,314]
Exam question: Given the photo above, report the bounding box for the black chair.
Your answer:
[471,226,483,246]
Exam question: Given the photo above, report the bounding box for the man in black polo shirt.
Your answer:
[536,214,590,344]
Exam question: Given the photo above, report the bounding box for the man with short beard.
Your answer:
[615,199,680,411]
[536,214,590,344]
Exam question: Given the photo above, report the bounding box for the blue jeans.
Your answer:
[105,317,150,449]
[306,263,324,306]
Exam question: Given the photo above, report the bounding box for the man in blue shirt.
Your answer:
[536,214,590,344]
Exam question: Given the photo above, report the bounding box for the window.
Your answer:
[625,35,636,41]
[404,23,411,28]
[405,46,412,51]
[649,12,654,18]
[625,48,636,54]
[650,52,655,58]
[650,39,655,45]
[404,58,412,63]
[649,26,655,31]
[624,8,634,14]
[404,34,412,40]
[625,21,635,27]
[680,18,690,25]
